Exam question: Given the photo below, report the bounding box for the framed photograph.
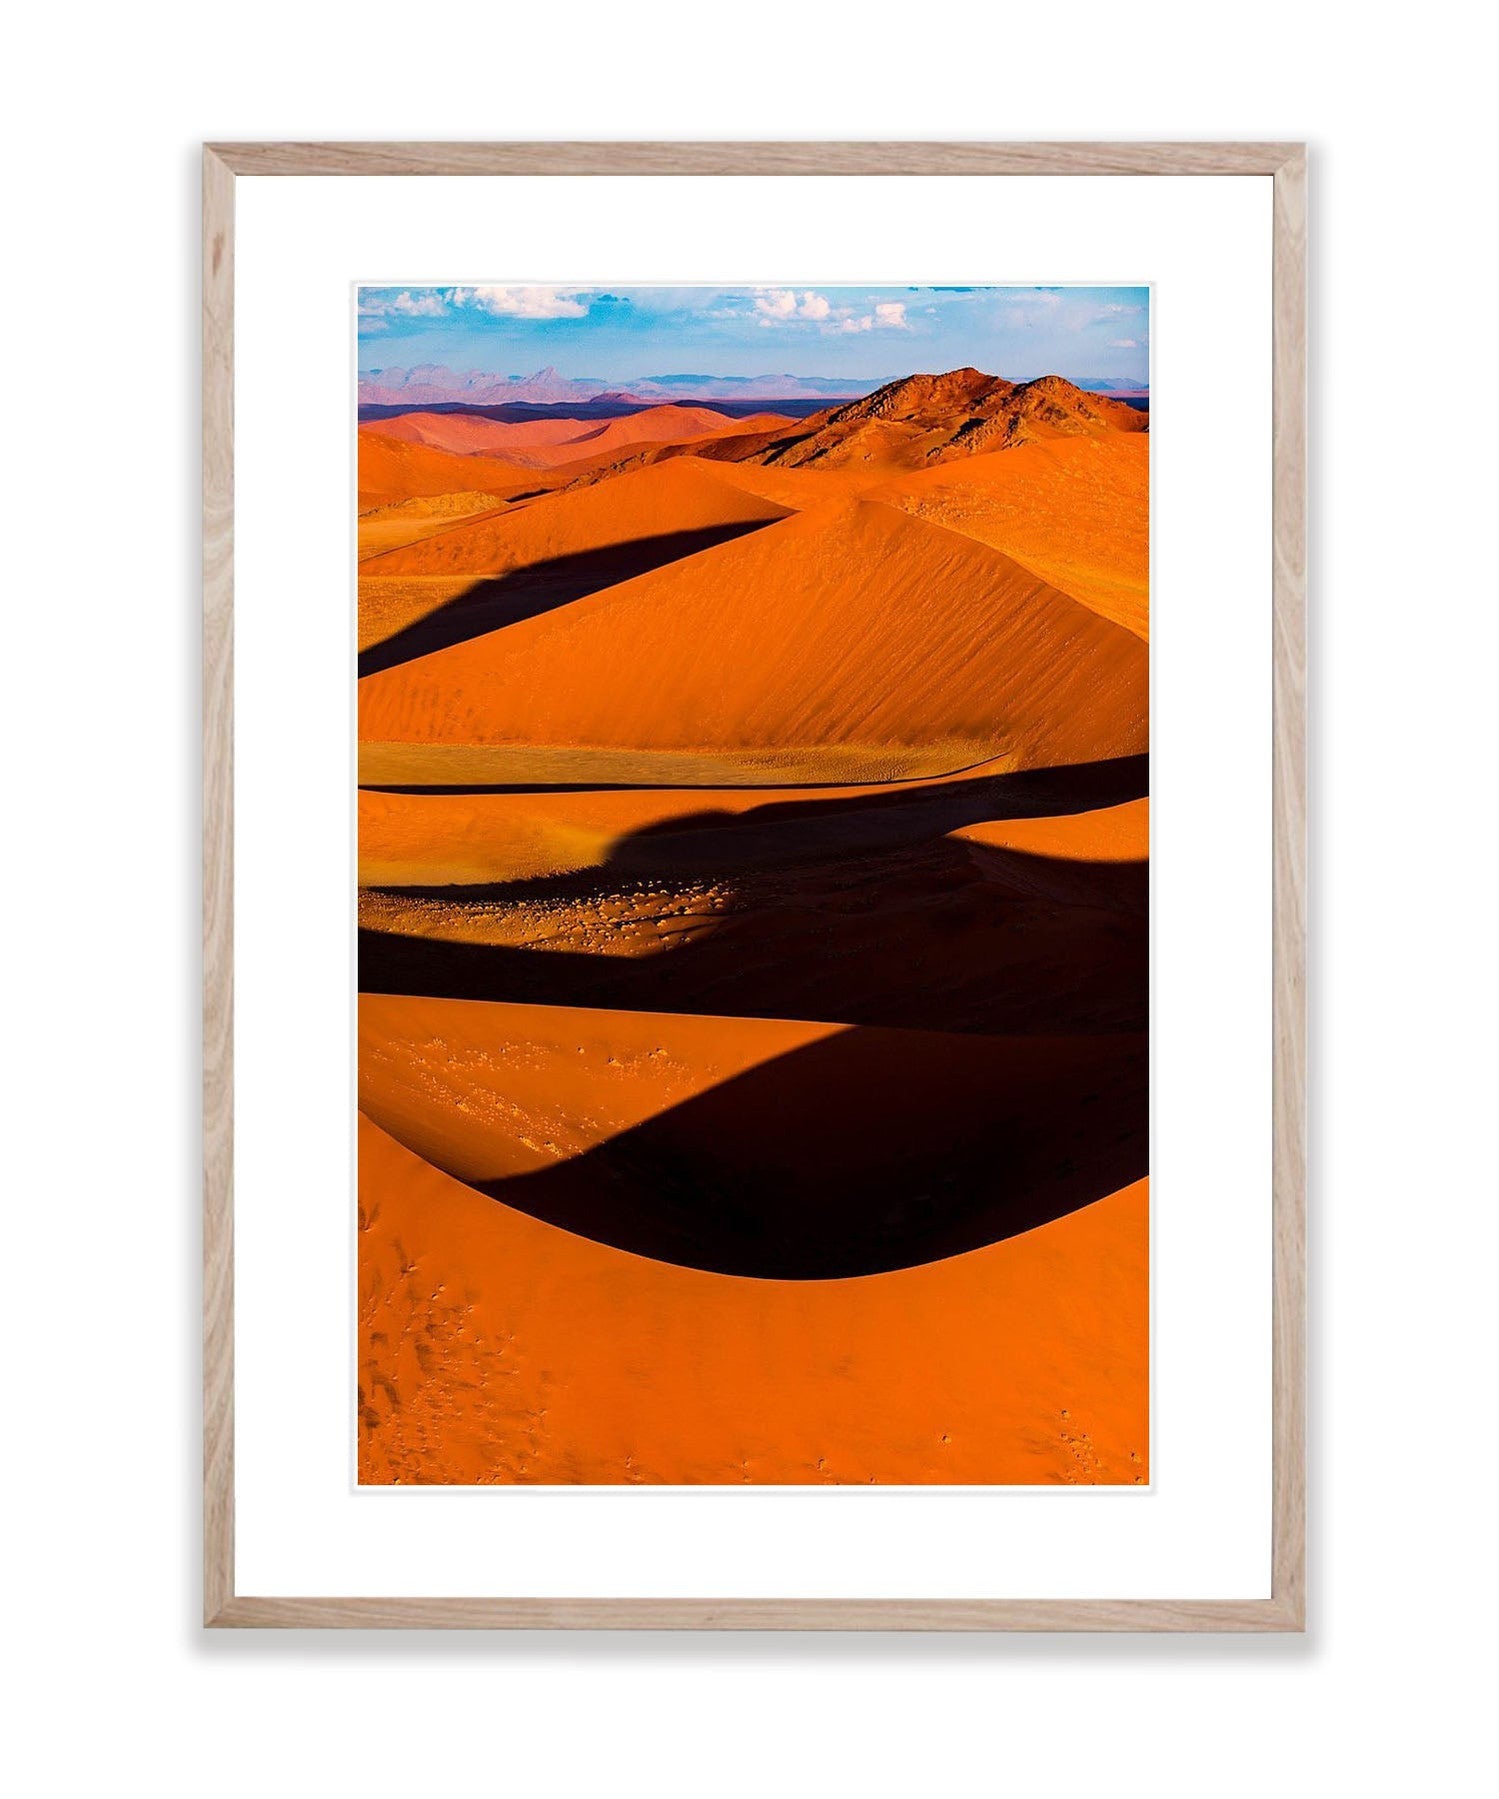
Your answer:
[204,140,1305,1629]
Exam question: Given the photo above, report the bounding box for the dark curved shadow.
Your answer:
[434,1027,1146,1278]
[359,757,1148,1035]
[373,757,1147,885]
[359,520,776,676]
[361,864,1144,1037]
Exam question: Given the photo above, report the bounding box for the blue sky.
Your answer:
[357,285,1150,385]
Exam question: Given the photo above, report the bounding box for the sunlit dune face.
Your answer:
[870,435,1150,640]
[357,497,1148,772]
[359,1114,1149,1486]
[354,335,1150,1484]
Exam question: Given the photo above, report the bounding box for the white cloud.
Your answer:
[754,289,798,321]
[753,288,835,324]
[836,300,910,334]
[358,289,448,319]
[448,286,589,319]
[1108,337,1141,349]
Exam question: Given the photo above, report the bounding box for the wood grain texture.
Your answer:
[202,140,1308,1631]
[212,1596,1303,1631]
[202,145,235,1627]
[207,140,1299,177]
[1270,146,1309,1631]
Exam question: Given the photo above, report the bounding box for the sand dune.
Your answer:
[360,403,787,473]
[358,495,510,561]
[547,404,780,460]
[360,995,1145,1277]
[359,498,1149,772]
[359,1111,1149,1483]
[357,429,542,507]
[358,458,791,668]
[362,453,789,582]
[870,435,1151,638]
[642,455,893,511]
[361,993,839,1182]
[358,759,1146,888]
[522,413,796,489]
[358,758,1147,1039]
[361,409,592,460]
[951,795,1148,862]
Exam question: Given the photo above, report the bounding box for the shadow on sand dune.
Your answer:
[359,754,1150,1272]
[447,1026,1147,1278]
[359,520,777,676]
[358,756,1148,1034]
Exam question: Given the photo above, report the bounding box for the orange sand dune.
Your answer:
[358,498,1149,773]
[358,761,1145,888]
[360,410,592,460]
[358,457,792,664]
[358,495,509,561]
[951,795,1149,863]
[359,995,1146,1276]
[357,429,545,506]
[651,455,894,511]
[870,435,1150,639]
[547,404,771,460]
[362,454,790,581]
[527,412,797,487]
[362,404,782,473]
[361,993,839,1181]
[359,1110,1149,1484]
[358,765,1147,1038]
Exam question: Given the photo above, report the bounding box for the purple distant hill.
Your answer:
[358,366,891,407]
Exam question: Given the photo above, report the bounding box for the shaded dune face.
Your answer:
[360,997,1147,1279]
[358,760,1149,1036]
[357,759,1149,887]
[358,498,1149,771]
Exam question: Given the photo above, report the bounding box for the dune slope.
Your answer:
[358,457,791,667]
[357,429,543,505]
[870,435,1150,638]
[359,1112,1149,1484]
[359,498,1149,772]
[360,995,1146,1277]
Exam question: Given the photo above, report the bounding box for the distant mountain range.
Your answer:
[357,366,877,407]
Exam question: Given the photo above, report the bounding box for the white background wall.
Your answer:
[6,5,1492,1793]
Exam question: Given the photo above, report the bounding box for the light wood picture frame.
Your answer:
[203,140,1306,1631]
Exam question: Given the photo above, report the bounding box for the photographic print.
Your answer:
[355,282,1150,1486]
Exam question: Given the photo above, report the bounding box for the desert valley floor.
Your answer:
[356,368,1150,1484]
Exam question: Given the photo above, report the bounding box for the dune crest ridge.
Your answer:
[359,497,1148,772]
